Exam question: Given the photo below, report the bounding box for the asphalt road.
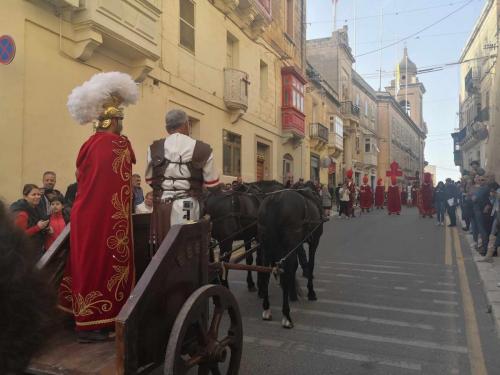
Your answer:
[226,207,500,375]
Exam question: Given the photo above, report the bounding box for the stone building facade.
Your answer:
[0,0,308,202]
[453,0,498,179]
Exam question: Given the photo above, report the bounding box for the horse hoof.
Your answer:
[248,285,257,292]
[308,293,317,301]
[281,317,294,329]
[262,309,272,321]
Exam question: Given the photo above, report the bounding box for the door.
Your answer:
[256,156,265,181]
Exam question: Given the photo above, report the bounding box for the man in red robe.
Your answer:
[420,172,434,218]
[359,175,373,212]
[60,72,138,342]
[386,161,403,215]
[374,178,385,209]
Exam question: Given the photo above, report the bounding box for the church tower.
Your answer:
[386,48,426,133]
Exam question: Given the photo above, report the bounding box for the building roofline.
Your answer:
[376,91,427,138]
[352,70,378,101]
[459,0,495,62]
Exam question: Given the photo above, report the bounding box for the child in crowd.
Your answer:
[44,195,69,250]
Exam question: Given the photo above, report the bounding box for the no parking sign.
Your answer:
[0,35,16,65]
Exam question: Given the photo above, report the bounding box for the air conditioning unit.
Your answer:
[224,68,249,111]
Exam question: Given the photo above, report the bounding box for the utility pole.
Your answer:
[353,0,357,69]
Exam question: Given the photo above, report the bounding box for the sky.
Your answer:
[306,0,486,182]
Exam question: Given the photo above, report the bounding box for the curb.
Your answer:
[463,232,500,339]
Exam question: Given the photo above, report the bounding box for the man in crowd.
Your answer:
[64,171,78,210]
[132,174,145,209]
[38,171,61,216]
[444,178,460,227]
[146,109,219,251]
[61,71,138,342]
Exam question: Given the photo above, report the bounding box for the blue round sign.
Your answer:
[0,35,16,65]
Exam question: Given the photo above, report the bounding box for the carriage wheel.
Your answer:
[164,285,243,375]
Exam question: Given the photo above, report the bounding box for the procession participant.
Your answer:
[60,72,138,343]
[146,109,219,251]
[386,161,402,215]
[359,175,373,212]
[411,183,418,207]
[406,184,413,207]
[401,185,408,206]
[374,178,385,209]
[420,172,434,218]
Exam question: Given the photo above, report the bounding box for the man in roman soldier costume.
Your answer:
[420,172,434,218]
[359,175,373,212]
[374,178,385,209]
[60,72,138,342]
[345,169,356,218]
[146,109,219,250]
[386,161,403,215]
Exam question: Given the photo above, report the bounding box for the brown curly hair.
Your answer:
[0,201,56,373]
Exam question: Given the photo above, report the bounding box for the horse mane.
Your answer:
[247,180,284,193]
[0,201,56,373]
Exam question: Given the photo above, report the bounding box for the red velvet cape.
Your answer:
[375,186,385,207]
[420,183,434,215]
[387,185,401,214]
[59,132,136,331]
[359,184,373,209]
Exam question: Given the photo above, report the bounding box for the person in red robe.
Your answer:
[374,178,385,209]
[359,175,373,212]
[59,72,139,343]
[420,172,434,218]
[387,176,402,215]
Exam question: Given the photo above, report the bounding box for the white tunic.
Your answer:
[145,133,219,225]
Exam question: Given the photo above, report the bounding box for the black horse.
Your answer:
[204,181,284,291]
[257,181,324,328]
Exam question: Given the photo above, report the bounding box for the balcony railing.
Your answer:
[310,123,329,143]
[224,68,249,111]
[340,101,360,118]
[454,150,463,167]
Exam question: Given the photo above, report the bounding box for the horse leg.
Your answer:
[289,256,299,302]
[219,241,232,289]
[297,245,308,278]
[281,260,294,328]
[245,239,257,292]
[307,240,318,301]
[259,269,272,321]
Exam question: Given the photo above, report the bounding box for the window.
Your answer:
[365,100,369,116]
[286,0,294,37]
[260,60,268,98]
[310,154,320,183]
[223,130,241,176]
[226,32,239,68]
[335,116,343,138]
[365,138,371,153]
[329,115,335,132]
[283,74,304,113]
[180,0,195,53]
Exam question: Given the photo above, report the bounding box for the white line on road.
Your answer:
[420,288,458,295]
[322,262,403,269]
[368,259,455,268]
[290,307,437,331]
[433,300,459,306]
[244,335,423,371]
[316,299,460,317]
[394,286,408,290]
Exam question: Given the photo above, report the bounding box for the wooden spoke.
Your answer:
[164,285,243,375]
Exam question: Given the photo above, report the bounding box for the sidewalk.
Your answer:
[463,231,500,338]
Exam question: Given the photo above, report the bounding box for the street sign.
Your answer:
[0,35,15,65]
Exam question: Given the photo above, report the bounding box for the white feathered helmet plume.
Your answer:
[67,72,139,128]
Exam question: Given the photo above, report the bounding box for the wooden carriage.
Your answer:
[27,214,243,375]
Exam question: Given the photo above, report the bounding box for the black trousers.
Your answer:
[447,205,457,226]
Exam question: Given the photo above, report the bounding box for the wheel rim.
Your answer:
[164,285,243,375]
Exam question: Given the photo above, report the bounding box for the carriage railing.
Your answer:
[116,220,210,374]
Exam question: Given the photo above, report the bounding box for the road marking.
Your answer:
[259,320,468,354]
[244,335,423,371]
[433,299,459,306]
[437,281,456,287]
[291,307,436,331]
[369,259,454,267]
[323,262,402,269]
[420,288,458,295]
[394,286,408,290]
[316,299,460,317]
[452,228,488,375]
[445,217,453,265]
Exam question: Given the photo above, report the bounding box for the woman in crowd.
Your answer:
[10,184,51,254]
[321,184,332,218]
[434,181,447,226]
[338,182,351,219]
